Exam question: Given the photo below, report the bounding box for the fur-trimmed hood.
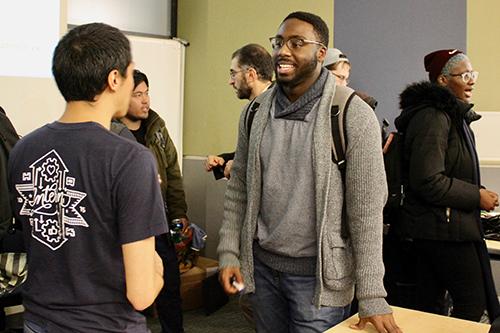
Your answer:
[395,81,480,132]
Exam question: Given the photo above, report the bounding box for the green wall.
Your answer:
[178,1,334,156]
[467,0,500,112]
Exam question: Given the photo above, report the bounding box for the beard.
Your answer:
[236,80,252,100]
[124,110,149,122]
[276,57,318,89]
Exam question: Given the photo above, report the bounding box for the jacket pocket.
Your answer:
[322,234,354,290]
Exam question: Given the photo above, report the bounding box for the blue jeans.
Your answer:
[24,320,46,333]
[249,256,350,333]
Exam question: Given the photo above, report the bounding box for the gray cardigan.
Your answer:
[217,74,391,318]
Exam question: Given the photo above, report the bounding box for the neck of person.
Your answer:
[120,116,142,131]
[281,68,322,103]
[250,80,273,100]
[59,100,114,130]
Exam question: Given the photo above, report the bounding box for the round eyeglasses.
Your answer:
[448,71,479,83]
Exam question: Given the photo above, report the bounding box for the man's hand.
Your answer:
[350,313,402,333]
[480,188,499,211]
[219,267,243,295]
[204,155,225,172]
[178,217,190,234]
[224,160,234,179]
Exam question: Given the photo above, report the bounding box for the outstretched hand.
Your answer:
[350,313,402,333]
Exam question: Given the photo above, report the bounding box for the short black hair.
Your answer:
[52,23,132,102]
[232,44,273,82]
[282,11,329,47]
[133,69,149,89]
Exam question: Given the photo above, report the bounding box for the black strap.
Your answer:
[245,102,261,137]
[330,91,356,182]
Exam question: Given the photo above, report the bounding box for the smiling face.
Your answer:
[272,18,326,93]
[439,58,476,103]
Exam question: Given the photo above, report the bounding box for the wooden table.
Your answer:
[486,239,500,256]
[324,306,490,333]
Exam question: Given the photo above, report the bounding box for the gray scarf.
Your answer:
[274,68,329,121]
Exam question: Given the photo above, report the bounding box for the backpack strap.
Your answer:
[330,86,356,240]
[245,100,261,137]
[330,86,356,181]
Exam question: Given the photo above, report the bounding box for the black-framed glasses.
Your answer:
[229,68,248,80]
[269,36,326,51]
[448,71,479,83]
[331,72,350,85]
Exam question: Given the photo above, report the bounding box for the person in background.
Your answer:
[393,49,500,321]
[323,47,378,110]
[218,11,400,333]
[0,106,19,238]
[204,44,273,179]
[119,69,187,333]
[8,23,166,332]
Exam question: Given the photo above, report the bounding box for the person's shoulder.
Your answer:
[10,124,49,153]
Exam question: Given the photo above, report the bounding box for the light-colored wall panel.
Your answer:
[178,1,333,156]
[467,0,500,112]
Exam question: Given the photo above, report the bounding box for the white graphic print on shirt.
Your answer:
[15,149,88,250]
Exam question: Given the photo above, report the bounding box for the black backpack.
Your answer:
[381,129,406,225]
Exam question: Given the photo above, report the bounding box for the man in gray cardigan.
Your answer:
[217,11,401,333]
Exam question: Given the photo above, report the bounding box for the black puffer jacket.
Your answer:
[393,81,483,241]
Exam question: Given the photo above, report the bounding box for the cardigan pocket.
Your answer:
[322,233,354,290]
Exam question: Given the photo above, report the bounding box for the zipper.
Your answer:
[446,207,451,223]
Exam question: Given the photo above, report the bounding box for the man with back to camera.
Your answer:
[8,23,166,332]
[217,12,401,333]
[119,69,187,333]
[204,44,273,179]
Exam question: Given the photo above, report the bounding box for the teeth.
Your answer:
[279,64,293,68]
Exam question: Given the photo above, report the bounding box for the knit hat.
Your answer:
[424,49,463,82]
[323,48,350,67]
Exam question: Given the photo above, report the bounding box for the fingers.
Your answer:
[349,318,367,330]
[224,160,233,179]
[219,267,242,295]
[351,314,402,333]
[205,155,225,171]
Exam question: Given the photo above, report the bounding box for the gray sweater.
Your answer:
[217,74,391,317]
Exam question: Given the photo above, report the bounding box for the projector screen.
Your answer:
[0,0,61,78]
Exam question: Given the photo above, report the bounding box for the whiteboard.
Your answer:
[128,35,185,163]
[0,34,185,165]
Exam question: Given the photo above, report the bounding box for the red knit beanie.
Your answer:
[424,49,463,82]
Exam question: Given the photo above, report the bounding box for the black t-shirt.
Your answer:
[8,122,167,332]
[130,121,147,145]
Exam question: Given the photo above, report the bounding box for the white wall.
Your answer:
[472,111,500,165]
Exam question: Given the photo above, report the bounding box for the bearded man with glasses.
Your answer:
[217,11,400,333]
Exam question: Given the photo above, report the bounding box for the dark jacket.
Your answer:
[394,81,482,241]
[0,107,20,238]
[141,110,187,221]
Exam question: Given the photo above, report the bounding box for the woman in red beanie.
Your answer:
[391,49,500,322]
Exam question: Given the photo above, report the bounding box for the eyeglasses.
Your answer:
[331,72,350,85]
[269,36,326,51]
[229,68,248,80]
[132,90,149,98]
[448,71,479,83]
